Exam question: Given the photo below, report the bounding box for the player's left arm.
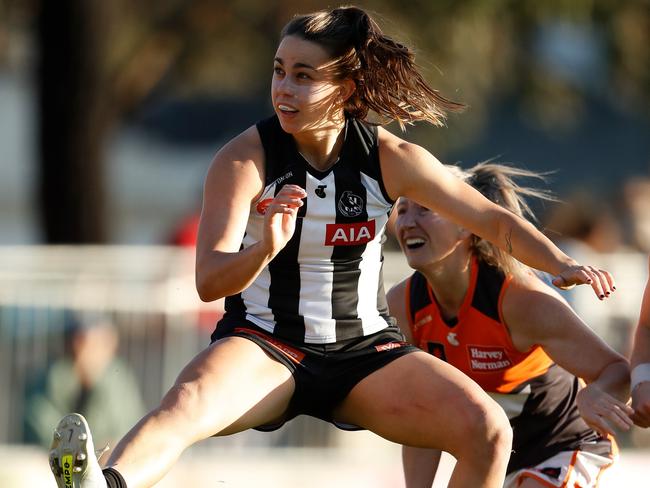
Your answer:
[378,128,614,299]
[503,275,633,437]
[630,256,650,427]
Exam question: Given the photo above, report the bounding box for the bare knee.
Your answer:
[450,396,512,462]
[108,382,206,466]
[145,380,224,444]
[157,381,205,424]
[481,401,512,459]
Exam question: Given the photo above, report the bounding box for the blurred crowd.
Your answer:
[544,176,650,256]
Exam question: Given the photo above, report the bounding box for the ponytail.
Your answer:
[281,6,464,129]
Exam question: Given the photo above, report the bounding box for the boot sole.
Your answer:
[49,413,91,488]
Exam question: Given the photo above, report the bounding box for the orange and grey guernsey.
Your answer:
[405,258,611,473]
[219,115,395,345]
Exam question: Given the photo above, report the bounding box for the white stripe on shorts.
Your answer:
[503,449,615,488]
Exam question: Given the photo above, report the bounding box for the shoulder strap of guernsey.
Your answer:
[408,271,433,325]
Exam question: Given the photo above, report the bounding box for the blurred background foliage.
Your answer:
[0,0,648,242]
[4,0,647,139]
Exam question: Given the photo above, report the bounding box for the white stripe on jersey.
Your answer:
[356,230,386,335]
[356,172,392,336]
[300,172,336,342]
[361,172,393,210]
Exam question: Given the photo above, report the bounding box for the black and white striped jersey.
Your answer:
[220,115,395,345]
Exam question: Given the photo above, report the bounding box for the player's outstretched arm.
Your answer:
[379,130,615,300]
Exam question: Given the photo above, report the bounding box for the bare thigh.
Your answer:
[167,335,296,439]
[333,350,501,453]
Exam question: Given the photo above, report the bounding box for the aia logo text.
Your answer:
[325,220,376,246]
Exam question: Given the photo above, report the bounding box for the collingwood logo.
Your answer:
[337,191,364,217]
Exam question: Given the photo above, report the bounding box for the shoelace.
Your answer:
[96,444,110,462]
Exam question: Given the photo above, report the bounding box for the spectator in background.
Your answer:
[620,178,650,254]
[541,190,624,314]
[24,313,145,455]
[631,256,650,428]
[543,190,624,256]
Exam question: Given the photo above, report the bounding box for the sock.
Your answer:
[103,467,128,488]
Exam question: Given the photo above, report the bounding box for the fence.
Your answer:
[0,246,647,450]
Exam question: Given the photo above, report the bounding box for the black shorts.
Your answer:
[210,319,419,430]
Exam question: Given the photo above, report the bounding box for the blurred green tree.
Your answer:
[1,0,647,241]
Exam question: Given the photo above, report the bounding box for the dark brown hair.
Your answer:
[281,5,464,128]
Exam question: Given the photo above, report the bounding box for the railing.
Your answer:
[0,246,210,443]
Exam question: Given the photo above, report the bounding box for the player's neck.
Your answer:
[422,253,472,317]
[294,120,345,172]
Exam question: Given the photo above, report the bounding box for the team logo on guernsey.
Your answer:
[468,345,512,372]
[446,332,460,346]
[337,191,364,217]
[325,220,376,246]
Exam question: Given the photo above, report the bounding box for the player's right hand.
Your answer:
[576,383,634,437]
[262,184,306,257]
